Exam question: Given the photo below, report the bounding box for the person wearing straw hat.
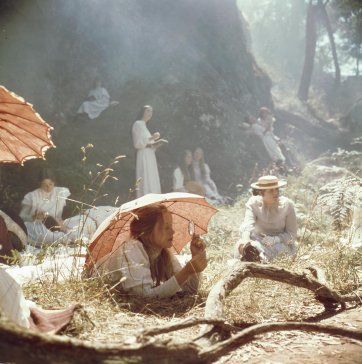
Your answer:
[234,175,298,262]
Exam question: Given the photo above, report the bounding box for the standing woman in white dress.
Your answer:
[132,105,162,198]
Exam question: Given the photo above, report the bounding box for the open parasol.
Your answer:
[85,192,218,269]
[0,85,55,164]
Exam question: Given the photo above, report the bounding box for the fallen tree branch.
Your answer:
[0,319,203,364]
[139,317,235,337]
[1,262,361,363]
[2,314,361,364]
[199,321,362,362]
[204,262,362,321]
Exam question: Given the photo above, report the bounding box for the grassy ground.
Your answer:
[22,176,362,353]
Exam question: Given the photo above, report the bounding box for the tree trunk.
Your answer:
[298,0,318,101]
[357,45,360,76]
[319,0,341,87]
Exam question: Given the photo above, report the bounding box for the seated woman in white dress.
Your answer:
[257,107,286,164]
[192,147,223,203]
[19,177,93,246]
[20,178,69,227]
[93,204,207,299]
[234,175,298,262]
[76,79,110,120]
[173,150,205,196]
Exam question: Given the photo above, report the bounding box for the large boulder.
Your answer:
[0,0,273,206]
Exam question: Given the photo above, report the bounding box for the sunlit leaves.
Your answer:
[318,175,361,231]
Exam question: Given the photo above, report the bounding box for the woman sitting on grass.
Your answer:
[20,177,69,231]
[95,204,207,298]
[20,177,96,246]
[234,175,298,262]
[193,147,224,203]
[173,150,205,196]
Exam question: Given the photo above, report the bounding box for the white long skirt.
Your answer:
[136,148,161,197]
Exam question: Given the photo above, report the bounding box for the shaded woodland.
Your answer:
[0,0,360,211]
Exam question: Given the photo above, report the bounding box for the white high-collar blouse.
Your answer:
[240,195,297,245]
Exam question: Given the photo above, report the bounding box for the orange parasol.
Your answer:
[0,86,55,164]
[85,192,218,270]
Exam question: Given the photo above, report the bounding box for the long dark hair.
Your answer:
[194,147,207,179]
[179,149,195,183]
[136,105,152,121]
[130,204,173,286]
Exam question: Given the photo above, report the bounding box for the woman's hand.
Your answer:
[151,132,160,141]
[34,211,46,221]
[57,219,67,233]
[188,251,207,273]
[175,249,207,285]
[190,235,206,256]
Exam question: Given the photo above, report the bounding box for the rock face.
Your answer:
[0,0,274,206]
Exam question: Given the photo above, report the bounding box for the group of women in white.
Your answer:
[172,148,224,203]
[90,175,299,298]
[2,101,360,335]
[132,105,224,203]
[0,176,119,332]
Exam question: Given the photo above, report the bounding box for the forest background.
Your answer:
[0,0,361,213]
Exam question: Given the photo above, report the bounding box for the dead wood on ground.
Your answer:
[1,262,361,363]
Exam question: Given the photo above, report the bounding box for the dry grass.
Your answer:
[22,181,362,347]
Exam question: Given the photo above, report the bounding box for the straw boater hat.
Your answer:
[251,175,287,190]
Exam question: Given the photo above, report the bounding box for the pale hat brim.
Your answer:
[250,179,287,190]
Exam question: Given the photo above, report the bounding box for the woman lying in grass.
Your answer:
[0,267,77,333]
[95,204,207,298]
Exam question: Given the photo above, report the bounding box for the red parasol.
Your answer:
[0,85,55,164]
[85,192,218,269]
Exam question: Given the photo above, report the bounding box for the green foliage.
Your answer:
[331,0,362,75]
[318,175,361,231]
